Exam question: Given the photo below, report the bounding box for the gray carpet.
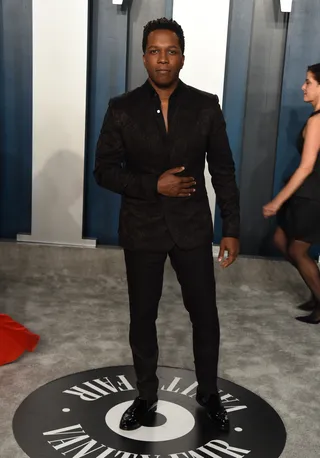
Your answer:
[0,241,320,457]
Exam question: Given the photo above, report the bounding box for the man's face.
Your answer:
[143,29,184,88]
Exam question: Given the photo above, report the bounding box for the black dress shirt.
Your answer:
[94,80,240,251]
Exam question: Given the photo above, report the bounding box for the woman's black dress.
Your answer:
[278,110,320,243]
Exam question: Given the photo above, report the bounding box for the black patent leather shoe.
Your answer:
[196,392,230,432]
[119,397,158,431]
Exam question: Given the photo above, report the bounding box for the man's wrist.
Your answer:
[222,234,239,239]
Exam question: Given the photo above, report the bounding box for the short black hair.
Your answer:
[142,18,185,55]
[308,63,320,84]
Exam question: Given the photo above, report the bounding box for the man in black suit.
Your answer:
[94,18,240,432]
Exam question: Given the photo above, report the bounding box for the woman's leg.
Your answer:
[287,240,320,323]
[273,227,292,262]
[273,227,315,310]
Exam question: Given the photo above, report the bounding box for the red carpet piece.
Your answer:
[0,314,40,366]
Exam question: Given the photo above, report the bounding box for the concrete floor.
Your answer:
[0,242,319,457]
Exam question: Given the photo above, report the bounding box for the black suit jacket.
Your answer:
[94,80,240,251]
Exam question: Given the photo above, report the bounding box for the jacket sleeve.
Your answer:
[94,100,159,200]
[206,96,240,238]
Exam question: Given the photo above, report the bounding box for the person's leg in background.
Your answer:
[273,227,316,311]
[287,240,320,324]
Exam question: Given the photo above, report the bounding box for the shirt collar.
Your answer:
[142,78,185,100]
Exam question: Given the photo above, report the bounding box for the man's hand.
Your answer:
[218,237,239,268]
[157,167,196,197]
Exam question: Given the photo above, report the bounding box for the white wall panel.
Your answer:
[18,0,95,247]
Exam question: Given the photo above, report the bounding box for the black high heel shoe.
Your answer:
[295,308,320,324]
[297,299,316,312]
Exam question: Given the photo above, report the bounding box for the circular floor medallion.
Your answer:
[13,366,286,458]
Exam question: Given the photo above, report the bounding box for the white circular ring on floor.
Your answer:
[105,400,195,442]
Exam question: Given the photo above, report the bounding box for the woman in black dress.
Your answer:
[263,63,320,324]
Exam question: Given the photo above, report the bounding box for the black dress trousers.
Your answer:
[124,243,220,401]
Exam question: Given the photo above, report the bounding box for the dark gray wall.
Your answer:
[239,0,288,256]
[83,0,129,244]
[0,0,32,238]
[214,0,254,244]
[216,0,289,256]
